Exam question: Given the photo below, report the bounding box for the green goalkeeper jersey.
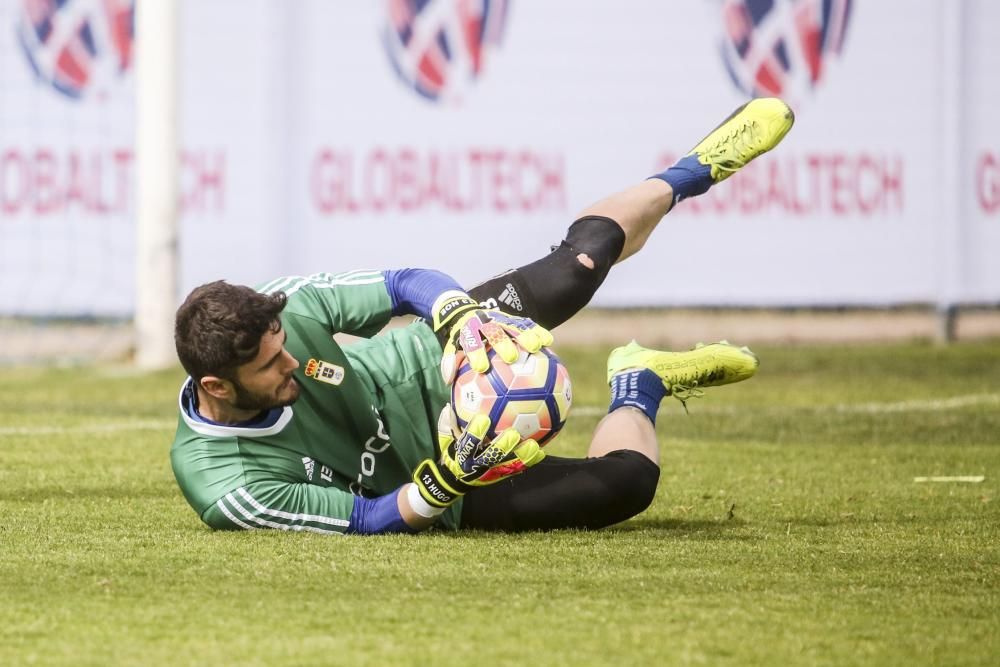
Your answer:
[170,271,458,533]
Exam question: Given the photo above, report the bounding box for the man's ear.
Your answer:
[199,375,235,401]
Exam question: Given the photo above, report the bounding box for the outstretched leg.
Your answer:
[468,97,794,329]
[576,178,675,265]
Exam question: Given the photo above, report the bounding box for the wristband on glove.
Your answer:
[412,458,469,509]
[430,290,479,334]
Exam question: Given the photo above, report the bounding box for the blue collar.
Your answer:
[182,380,283,429]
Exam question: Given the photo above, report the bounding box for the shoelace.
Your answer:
[668,383,706,414]
[707,120,761,174]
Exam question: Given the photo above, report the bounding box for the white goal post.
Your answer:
[134,0,180,369]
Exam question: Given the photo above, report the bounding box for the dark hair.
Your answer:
[174,281,287,381]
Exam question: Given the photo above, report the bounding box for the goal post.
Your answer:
[134,0,180,369]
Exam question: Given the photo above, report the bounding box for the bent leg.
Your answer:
[460,379,666,532]
[459,343,688,531]
[578,178,674,263]
[459,448,660,531]
[588,406,659,464]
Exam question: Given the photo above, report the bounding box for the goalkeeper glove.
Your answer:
[411,408,545,509]
[430,290,554,383]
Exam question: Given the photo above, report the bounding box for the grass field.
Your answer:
[2,340,998,666]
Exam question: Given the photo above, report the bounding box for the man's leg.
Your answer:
[468,97,794,329]
[576,178,674,265]
[466,214,626,330]
[589,338,762,462]
[458,448,661,532]
[588,406,660,463]
[459,341,759,531]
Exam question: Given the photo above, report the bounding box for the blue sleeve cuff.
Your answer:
[347,488,419,535]
[383,269,465,319]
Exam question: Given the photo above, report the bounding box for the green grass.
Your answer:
[2,341,998,666]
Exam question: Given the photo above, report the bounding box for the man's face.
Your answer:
[231,327,301,411]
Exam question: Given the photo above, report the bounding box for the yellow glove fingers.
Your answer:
[486,427,525,457]
[472,432,542,484]
[491,431,545,469]
[481,321,519,364]
[466,347,489,374]
[518,329,546,354]
[512,438,545,468]
[499,322,554,354]
[455,318,490,374]
[453,426,516,475]
[444,309,554,379]
[445,414,493,478]
[536,325,555,348]
[465,413,492,440]
[486,434,544,468]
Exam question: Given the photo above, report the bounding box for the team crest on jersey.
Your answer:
[305,358,345,386]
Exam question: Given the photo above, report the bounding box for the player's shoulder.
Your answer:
[255,271,386,298]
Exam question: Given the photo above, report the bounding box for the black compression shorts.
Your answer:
[459,449,660,531]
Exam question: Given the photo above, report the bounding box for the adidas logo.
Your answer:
[302,456,315,481]
[497,283,522,311]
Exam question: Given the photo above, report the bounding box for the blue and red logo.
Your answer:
[17,0,134,99]
[719,0,851,101]
[382,0,510,103]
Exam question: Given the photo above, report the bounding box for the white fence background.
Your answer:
[1,0,998,316]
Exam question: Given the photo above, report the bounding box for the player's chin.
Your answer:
[277,378,301,406]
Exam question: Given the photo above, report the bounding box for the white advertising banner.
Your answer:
[1,0,998,315]
[966,0,1000,304]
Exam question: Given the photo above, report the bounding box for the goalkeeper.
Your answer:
[170,98,793,534]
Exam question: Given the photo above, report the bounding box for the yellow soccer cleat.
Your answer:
[687,97,795,184]
[606,340,759,408]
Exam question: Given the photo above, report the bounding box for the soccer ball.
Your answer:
[450,347,572,446]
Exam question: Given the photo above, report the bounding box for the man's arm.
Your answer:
[199,411,545,535]
[202,479,355,534]
[256,271,395,338]
[201,478,438,535]
[263,269,550,374]
[254,268,468,338]
[382,268,465,319]
[257,268,463,335]
[384,268,553,381]
[351,484,441,533]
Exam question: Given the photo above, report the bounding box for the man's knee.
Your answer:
[465,215,625,329]
[599,449,660,521]
[564,215,626,275]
